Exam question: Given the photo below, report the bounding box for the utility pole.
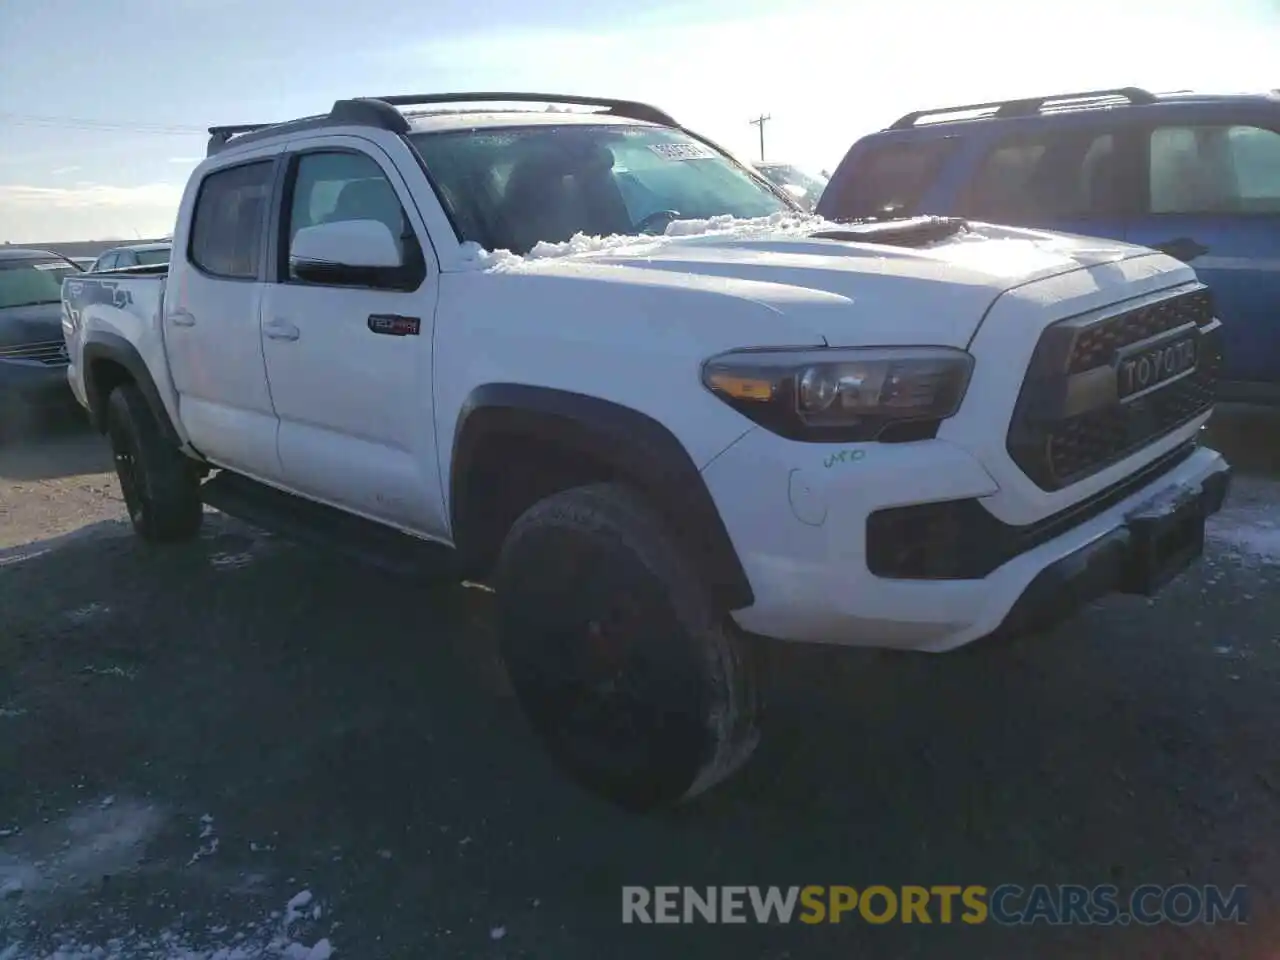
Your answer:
[748,113,771,162]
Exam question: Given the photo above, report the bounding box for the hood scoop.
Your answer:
[810,216,970,249]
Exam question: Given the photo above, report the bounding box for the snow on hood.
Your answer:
[457,212,843,270]
[455,212,1148,283]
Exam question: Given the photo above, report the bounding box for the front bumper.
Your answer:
[700,426,1230,652]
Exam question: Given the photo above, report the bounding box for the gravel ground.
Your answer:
[1,407,1278,959]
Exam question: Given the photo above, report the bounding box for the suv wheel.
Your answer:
[494,482,760,812]
[105,383,203,542]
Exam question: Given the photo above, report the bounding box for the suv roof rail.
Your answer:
[887,86,1158,130]
[205,92,678,157]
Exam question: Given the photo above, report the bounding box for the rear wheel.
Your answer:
[105,383,203,542]
[494,482,760,812]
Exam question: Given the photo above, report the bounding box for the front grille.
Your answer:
[0,339,69,366]
[1007,285,1218,491]
[866,440,1198,579]
[1068,289,1213,372]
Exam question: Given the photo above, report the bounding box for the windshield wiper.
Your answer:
[4,299,62,308]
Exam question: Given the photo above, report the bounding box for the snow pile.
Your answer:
[457,211,864,271]
[1208,506,1280,566]
[1206,476,1280,568]
[0,889,334,960]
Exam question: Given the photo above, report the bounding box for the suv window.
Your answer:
[282,150,425,286]
[821,138,958,220]
[135,247,170,266]
[1149,124,1280,214]
[189,161,274,279]
[960,129,1118,221]
[93,253,117,272]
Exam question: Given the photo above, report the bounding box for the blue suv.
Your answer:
[817,87,1280,402]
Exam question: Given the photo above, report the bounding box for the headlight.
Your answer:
[701,346,974,442]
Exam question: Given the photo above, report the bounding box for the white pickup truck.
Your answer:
[61,92,1231,811]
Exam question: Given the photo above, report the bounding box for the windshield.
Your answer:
[408,123,793,254]
[0,258,70,309]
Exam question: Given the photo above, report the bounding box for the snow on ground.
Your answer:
[0,801,334,960]
[1207,476,1280,567]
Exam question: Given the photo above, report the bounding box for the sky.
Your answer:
[2,0,1279,242]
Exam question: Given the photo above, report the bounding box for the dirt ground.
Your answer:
[1,406,1278,959]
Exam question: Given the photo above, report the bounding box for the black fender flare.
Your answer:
[450,383,754,611]
[81,332,182,447]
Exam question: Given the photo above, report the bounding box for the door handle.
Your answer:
[170,309,196,327]
[264,319,300,342]
[1153,237,1210,263]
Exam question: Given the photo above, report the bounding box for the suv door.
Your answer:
[1123,118,1280,390]
[952,121,1138,241]
[259,137,446,536]
[165,154,284,480]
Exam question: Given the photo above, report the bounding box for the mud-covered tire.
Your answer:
[494,482,760,812]
[105,383,203,543]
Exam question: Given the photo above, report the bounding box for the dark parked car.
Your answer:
[818,86,1280,402]
[0,248,80,433]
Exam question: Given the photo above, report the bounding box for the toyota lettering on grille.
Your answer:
[1117,332,1198,401]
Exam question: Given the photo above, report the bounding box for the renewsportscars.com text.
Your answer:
[621,884,1249,926]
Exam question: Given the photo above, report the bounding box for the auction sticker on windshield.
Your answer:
[649,142,717,161]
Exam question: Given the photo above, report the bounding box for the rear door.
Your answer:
[950,119,1138,242]
[1122,117,1280,389]
[164,152,285,480]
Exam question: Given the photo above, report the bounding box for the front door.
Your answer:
[1124,119,1280,389]
[164,152,284,480]
[258,137,446,536]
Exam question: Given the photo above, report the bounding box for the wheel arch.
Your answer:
[449,383,754,611]
[82,332,181,447]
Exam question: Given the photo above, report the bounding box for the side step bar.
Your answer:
[201,471,457,581]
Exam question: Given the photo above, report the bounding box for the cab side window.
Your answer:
[282,150,426,288]
[1149,124,1280,215]
[188,160,274,280]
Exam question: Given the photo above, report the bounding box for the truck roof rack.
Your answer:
[887,86,1158,130]
[206,92,679,156]
[367,92,679,127]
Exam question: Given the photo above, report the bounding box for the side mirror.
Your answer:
[290,219,405,286]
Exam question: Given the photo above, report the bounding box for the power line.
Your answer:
[0,112,206,135]
[748,113,771,162]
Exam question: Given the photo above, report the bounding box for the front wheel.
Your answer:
[494,482,760,812]
[105,383,203,543]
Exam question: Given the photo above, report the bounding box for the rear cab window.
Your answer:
[819,136,961,220]
[188,161,275,280]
